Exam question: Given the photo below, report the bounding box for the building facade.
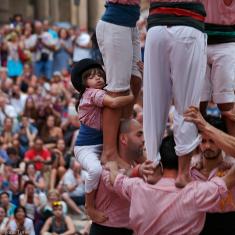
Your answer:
[0,0,149,29]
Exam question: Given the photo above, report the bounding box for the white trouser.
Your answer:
[143,26,207,161]
[201,42,235,104]
[74,145,102,193]
[96,20,141,92]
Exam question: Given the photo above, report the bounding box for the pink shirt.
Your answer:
[150,0,203,3]
[95,170,131,228]
[79,88,106,130]
[191,165,235,212]
[108,0,140,5]
[203,0,235,25]
[114,174,229,235]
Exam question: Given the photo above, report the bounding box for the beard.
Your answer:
[203,150,221,159]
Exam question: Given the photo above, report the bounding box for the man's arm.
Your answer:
[106,161,140,201]
[184,106,235,157]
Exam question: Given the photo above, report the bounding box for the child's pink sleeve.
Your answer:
[92,89,106,108]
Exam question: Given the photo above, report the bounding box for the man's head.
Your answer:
[119,119,144,163]
[200,116,226,160]
[34,137,43,152]
[160,134,178,170]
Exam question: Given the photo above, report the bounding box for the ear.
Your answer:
[120,134,128,146]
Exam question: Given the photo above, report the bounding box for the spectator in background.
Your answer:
[40,189,67,221]
[40,201,75,235]
[28,21,55,80]
[58,159,85,216]
[50,147,66,190]
[19,180,45,221]
[0,192,16,217]
[0,206,9,234]
[0,95,17,133]
[18,116,38,152]
[24,137,51,172]
[6,31,23,78]
[23,96,38,124]
[21,164,46,193]
[53,28,73,73]
[73,28,91,62]
[0,117,16,149]
[10,83,27,116]
[40,115,63,150]
[6,206,35,235]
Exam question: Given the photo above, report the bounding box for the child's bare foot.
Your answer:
[86,207,108,223]
[101,150,119,165]
[175,173,191,188]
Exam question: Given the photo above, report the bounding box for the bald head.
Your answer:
[119,119,141,135]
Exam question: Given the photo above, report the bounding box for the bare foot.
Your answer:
[86,207,108,223]
[117,157,130,170]
[101,150,119,165]
[175,174,191,188]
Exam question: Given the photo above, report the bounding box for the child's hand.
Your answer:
[105,161,119,172]
[137,60,144,76]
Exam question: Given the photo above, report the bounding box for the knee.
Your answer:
[88,165,102,180]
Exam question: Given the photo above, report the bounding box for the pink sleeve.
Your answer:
[113,173,140,201]
[101,170,116,192]
[91,89,106,108]
[194,177,229,212]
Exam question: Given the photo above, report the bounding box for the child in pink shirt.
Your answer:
[71,58,133,223]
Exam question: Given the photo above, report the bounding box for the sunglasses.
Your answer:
[52,201,62,207]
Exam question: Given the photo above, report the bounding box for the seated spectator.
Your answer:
[40,201,75,235]
[21,164,46,193]
[24,137,51,172]
[0,140,10,164]
[23,96,38,124]
[6,147,24,174]
[0,95,17,133]
[50,147,66,190]
[0,117,16,149]
[10,83,27,116]
[58,159,85,215]
[40,115,63,150]
[19,181,45,221]
[0,163,20,201]
[0,206,9,234]
[18,116,38,151]
[0,192,16,217]
[40,189,67,220]
[36,95,61,130]
[6,206,35,235]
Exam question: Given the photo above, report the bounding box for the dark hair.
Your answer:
[14,206,26,217]
[24,180,35,189]
[6,147,17,155]
[160,135,178,170]
[0,191,10,198]
[75,67,106,111]
[205,115,227,133]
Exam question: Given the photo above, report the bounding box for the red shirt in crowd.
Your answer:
[24,148,51,171]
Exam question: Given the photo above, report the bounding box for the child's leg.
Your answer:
[85,190,107,223]
[74,145,107,222]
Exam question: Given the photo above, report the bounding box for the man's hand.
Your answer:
[139,160,155,180]
[184,106,208,132]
